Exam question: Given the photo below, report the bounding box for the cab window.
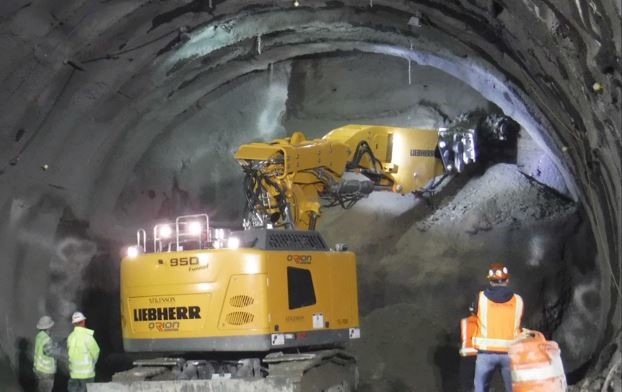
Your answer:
[287,267,316,309]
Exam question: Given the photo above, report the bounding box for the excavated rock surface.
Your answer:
[568,330,622,392]
[416,164,575,233]
[322,163,591,391]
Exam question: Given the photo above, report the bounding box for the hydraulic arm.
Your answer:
[235,114,516,231]
[235,113,513,231]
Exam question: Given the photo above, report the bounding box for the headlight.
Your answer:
[227,237,240,249]
[188,221,202,236]
[127,246,139,259]
[159,225,172,238]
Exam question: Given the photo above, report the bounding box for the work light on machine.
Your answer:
[159,225,173,238]
[227,237,240,249]
[126,246,139,259]
[188,221,202,236]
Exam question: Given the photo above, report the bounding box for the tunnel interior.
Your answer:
[0,1,620,391]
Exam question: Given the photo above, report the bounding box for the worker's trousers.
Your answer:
[474,352,512,392]
[35,375,54,392]
[68,377,94,392]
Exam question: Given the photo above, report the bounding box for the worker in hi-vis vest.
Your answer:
[67,311,100,392]
[471,263,524,392]
[33,315,61,392]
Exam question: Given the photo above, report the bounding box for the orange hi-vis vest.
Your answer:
[473,291,523,352]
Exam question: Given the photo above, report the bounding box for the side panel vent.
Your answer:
[225,311,255,325]
[218,274,267,330]
[267,231,328,250]
[230,295,255,308]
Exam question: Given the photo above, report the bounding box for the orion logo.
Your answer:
[287,254,312,264]
[149,321,180,332]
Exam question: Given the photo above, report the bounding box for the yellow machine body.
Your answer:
[322,124,446,191]
[121,231,359,352]
[235,124,445,192]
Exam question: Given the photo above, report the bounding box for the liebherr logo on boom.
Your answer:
[410,149,435,157]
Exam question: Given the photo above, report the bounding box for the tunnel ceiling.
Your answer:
[0,0,620,387]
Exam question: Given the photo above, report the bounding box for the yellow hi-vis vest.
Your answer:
[473,291,523,352]
[33,331,56,375]
[67,326,100,379]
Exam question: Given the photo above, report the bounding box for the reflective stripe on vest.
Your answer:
[34,331,56,375]
[473,336,512,348]
[460,347,478,356]
[68,350,95,378]
[511,355,566,382]
[473,291,523,352]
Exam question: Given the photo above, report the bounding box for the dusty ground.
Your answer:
[567,330,622,392]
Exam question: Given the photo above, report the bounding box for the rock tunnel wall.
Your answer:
[0,1,620,390]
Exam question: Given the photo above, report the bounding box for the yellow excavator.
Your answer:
[105,115,515,392]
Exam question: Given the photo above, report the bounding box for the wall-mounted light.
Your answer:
[293,0,300,7]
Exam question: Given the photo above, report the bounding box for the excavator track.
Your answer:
[265,349,358,392]
[88,349,357,392]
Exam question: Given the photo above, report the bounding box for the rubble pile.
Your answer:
[568,330,622,392]
[416,164,576,234]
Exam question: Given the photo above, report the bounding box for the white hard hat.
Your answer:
[36,315,54,330]
[71,311,86,324]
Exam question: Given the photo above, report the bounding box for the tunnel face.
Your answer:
[0,1,620,391]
